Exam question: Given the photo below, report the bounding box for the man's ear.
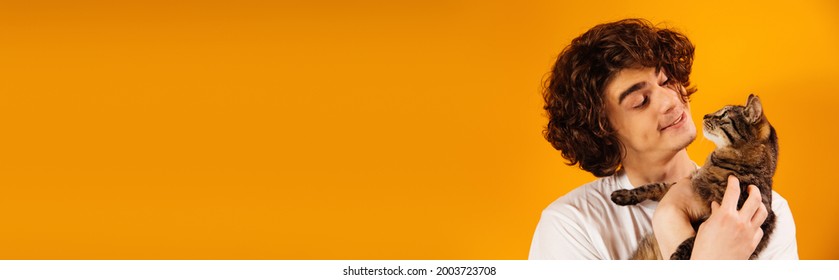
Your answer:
[745,94,763,123]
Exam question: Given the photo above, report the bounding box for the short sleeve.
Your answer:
[757,191,799,259]
[528,203,600,260]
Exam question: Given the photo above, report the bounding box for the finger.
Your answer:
[751,201,768,226]
[739,185,763,219]
[720,175,741,210]
[710,201,720,213]
[752,228,765,249]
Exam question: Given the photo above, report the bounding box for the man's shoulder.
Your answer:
[770,190,792,212]
[542,174,625,217]
[759,189,799,259]
[769,190,795,228]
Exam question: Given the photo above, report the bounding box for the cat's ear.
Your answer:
[745,94,763,123]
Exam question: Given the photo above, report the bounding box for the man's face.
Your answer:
[604,67,697,160]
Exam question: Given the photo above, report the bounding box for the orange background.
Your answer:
[1,1,837,259]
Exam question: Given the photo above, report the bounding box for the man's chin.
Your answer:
[676,131,698,150]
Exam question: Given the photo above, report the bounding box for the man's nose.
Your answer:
[657,87,678,114]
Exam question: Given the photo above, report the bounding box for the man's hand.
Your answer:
[653,176,701,258]
[653,175,768,259]
[691,175,768,259]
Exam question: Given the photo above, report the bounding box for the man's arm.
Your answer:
[652,176,699,258]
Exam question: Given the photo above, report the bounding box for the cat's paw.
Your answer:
[669,237,695,260]
[611,189,639,206]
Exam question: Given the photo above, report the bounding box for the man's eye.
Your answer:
[660,77,671,85]
[634,96,648,109]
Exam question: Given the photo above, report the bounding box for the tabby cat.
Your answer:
[610,94,778,260]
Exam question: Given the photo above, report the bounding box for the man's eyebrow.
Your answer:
[618,81,646,105]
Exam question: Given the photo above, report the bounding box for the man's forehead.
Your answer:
[606,67,660,100]
[608,68,658,89]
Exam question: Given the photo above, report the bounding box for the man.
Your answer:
[529,18,798,259]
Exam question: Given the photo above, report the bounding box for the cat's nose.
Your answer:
[703,114,712,120]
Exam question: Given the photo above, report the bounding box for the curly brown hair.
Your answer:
[543,18,697,177]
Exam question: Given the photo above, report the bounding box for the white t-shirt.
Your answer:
[528,170,799,260]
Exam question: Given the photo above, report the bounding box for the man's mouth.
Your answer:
[660,112,685,131]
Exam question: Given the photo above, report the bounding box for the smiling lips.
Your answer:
[660,111,685,131]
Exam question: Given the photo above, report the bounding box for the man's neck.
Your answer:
[622,149,695,187]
